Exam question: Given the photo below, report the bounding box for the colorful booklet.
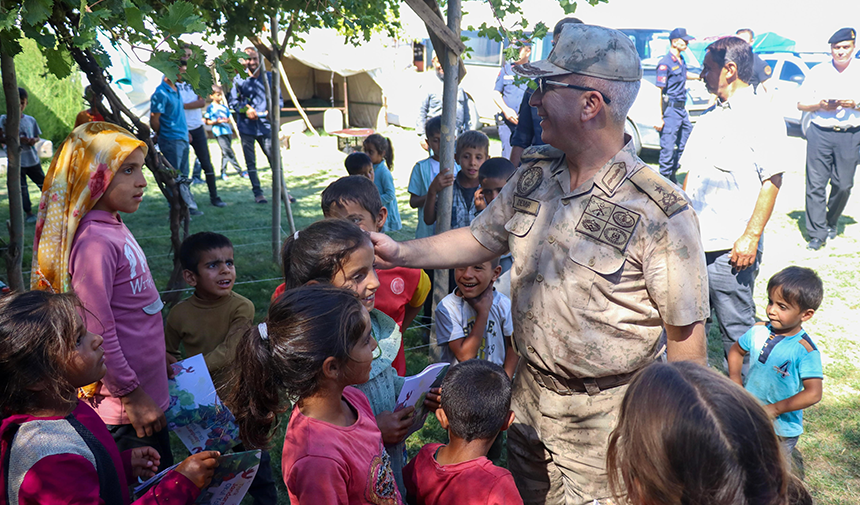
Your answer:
[395,362,449,437]
[134,450,261,505]
[166,354,240,454]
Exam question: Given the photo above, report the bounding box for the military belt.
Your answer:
[665,100,686,108]
[527,363,637,396]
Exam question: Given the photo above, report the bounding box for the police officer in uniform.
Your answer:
[798,27,860,250]
[371,24,709,505]
[656,28,698,182]
[735,29,773,92]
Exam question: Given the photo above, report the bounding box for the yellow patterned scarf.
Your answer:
[30,122,147,293]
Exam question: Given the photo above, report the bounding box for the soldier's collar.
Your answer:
[592,137,638,197]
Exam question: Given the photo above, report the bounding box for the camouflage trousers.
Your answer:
[508,361,627,505]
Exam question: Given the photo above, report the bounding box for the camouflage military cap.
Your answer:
[513,24,642,82]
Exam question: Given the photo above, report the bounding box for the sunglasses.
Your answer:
[537,77,612,105]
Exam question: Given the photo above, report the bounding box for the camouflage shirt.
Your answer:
[470,139,709,378]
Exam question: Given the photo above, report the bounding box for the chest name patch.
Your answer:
[512,195,541,216]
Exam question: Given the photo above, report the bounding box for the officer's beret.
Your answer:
[828,28,856,44]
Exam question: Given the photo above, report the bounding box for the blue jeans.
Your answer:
[706,249,761,373]
[159,137,190,177]
[239,133,272,197]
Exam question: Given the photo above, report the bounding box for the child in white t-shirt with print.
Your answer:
[434,257,518,379]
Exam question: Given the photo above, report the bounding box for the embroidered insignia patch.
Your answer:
[575,195,640,251]
[512,195,541,215]
[601,162,626,193]
[516,166,543,196]
[629,168,688,217]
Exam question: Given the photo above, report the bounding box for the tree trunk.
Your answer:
[1,51,24,291]
[428,0,461,361]
[48,8,189,305]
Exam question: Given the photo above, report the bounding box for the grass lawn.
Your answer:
[1,127,857,503]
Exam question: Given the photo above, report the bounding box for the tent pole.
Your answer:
[343,79,349,127]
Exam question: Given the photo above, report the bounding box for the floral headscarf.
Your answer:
[30,122,147,293]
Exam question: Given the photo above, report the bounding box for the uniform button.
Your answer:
[526,346,536,353]
[547,235,555,244]
[562,199,570,206]
[588,258,596,267]
[527,311,534,319]
[536,274,544,282]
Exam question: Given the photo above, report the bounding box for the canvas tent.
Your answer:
[278,29,388,130]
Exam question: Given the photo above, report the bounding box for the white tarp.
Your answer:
[281,29,388,129]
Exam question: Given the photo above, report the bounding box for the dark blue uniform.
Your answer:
[656,52,693,182]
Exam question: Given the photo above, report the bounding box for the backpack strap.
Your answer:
[66,415,124,505]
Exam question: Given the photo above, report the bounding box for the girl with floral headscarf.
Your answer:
[31,122,173,467]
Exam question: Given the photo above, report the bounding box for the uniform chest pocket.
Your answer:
[566,236,628,311]
[505,211,537,237]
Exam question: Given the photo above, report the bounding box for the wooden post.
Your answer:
[428,0,461,362]
[343,79,349,127]
[1,52,24,291]
[268,18,283,261]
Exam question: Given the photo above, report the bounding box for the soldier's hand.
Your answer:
[369,231,402,270]
[730,233,758,271]
[655,120,664,132]
[838,99,857,110]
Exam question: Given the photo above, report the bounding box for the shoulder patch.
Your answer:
[629,168,688,217]
[521,144,564,161]
[800,334,818,352]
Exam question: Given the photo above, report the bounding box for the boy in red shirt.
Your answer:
[321,176,431,375]
[403,359,522,505]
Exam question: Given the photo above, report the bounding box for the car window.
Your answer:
[780,61,805,83]
[462,30,503,66]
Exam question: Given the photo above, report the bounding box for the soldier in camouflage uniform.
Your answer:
[371,24,709,505]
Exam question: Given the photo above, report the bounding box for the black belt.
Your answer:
[814,123,860,133]
[527,364,638,396]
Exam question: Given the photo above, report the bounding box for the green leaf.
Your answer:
[125,6,147,34]
[155,1,205,37]
[20,22,56,49]
[147,50,179,81]
[0,28,23,56]
[42,46,73,78]
[0,6,20,31]
[21,0,52,27]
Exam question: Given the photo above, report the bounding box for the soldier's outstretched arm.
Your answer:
[371,227,498,271]
[665,321,707,365]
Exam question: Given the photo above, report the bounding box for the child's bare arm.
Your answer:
[727,342,747,386]
[409,192,426,209]
[423,168,454,225]
[503,335,519,379]
[764,377,823,419]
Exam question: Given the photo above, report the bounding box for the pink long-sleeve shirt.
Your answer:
[70,210,168,425]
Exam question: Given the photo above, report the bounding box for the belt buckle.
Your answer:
[548,374,573,396]
[833,126,845,132]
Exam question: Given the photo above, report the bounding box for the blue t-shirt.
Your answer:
[493,63,527,112]
[739,324,823,437]
[656,52,688,102]
[373,161,401,232]
[150,80,187,140]
[204,103,233,138]
[0,114,41,167]
[407,157,460,239]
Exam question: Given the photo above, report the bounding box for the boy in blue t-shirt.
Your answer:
[728,266,824,463]
[0,88,44,223]
[203,85,244,180]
